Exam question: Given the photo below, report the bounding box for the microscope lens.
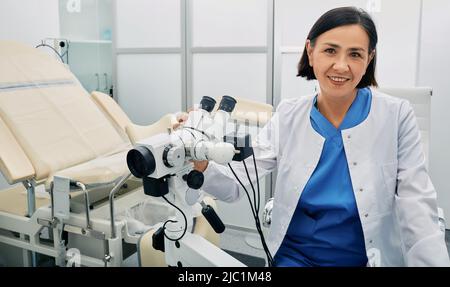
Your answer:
[127,146,156,178]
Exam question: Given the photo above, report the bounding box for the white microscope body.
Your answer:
[126,96,248,267]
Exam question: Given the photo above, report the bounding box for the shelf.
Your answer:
[68,39,112,44]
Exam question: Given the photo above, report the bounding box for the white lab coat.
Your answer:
[202,88,450,267]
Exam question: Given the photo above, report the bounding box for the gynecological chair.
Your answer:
[0,40,221,267]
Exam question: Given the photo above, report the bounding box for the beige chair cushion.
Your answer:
[91,91,176,144]
[0,41,131,183]
[0,185,50,217]
[0,116,35,184]
[91,91,132,134]
[48,150,129,188]
[138,229,167,267]
[0,41,75,84]
[125,114,176,144]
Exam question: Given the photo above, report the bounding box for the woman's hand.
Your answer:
[193,160,208,172]
[173,111,189,130]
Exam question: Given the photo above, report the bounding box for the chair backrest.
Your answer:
[92,91,175,144]
[376,87,432,168]
[0,41,131,184]
[91,91,133,134]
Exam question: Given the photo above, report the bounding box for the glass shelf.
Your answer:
[69,39,112,44]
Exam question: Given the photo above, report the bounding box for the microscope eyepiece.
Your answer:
[127,146,156,178]
[218,95,237,113]
[199,96,216,113]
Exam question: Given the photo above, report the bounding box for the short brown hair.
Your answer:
[297,7,378,88]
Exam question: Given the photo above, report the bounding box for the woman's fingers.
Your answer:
[193,160,208,172]
[177,112,189,123]
[174,111,189,129]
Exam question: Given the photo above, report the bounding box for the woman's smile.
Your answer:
[327,75,351,86]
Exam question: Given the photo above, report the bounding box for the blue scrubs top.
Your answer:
[274,88,372,267]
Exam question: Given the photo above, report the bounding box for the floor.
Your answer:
[220,228,267,267]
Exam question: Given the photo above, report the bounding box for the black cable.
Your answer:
[227,163,258,219]
[243,160,259,214]
[35,43,64,63]
[236,162,272,261]
[252,153,261,214]
[228,163,274,266]
[183,126,213,140]
[182,128,197,140]
[228,163,272,264]
[239,163,273,265]
[175,131,188,149]
[161,195,188,242]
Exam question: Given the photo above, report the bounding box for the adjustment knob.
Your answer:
[183,170,204,190]
[163,144,185,168]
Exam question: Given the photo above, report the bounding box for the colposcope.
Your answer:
[126,96,254,265]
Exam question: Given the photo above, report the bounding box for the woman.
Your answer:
[193,7,449,267]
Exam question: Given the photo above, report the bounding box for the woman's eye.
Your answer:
[350,52,362,58]
[324,48,335,54]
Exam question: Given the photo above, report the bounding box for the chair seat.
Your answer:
[0,185,50,217]
[47,149,130,189]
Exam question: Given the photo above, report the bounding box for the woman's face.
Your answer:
[306,24,374,99]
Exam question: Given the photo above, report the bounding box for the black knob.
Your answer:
[183,170,204,190]
[202,204,225,234]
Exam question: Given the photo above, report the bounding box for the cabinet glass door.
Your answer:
[59,0,113,95]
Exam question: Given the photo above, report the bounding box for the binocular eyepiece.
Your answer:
[199,95,237,113]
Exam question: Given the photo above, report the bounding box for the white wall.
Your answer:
[0,0,60,190]
[418,0,450,225]
[114,0,183,125]
[275,0,422,104]
[0,0,60,46]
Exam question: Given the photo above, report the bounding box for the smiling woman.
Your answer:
[298,7,377,128]
[197,6,450,267]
